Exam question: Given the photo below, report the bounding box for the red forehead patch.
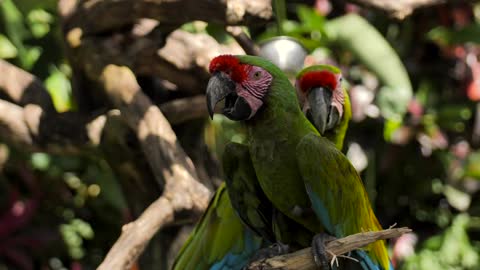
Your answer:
[298,70,338,93]
[209,55,248,83]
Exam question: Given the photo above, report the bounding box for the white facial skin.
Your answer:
[236,66,273,119]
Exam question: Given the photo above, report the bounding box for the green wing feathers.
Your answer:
[296,133,390,270]
[172,183,262,270]
[223,142,276,243]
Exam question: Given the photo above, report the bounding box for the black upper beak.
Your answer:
[206,71,236,119]
[307,87,340,134]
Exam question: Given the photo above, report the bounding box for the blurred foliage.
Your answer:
[0,1,126,269]
[1,0,480,269]
[404,215,479,269]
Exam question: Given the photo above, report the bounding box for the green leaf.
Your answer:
[383,118,402,141]
[465,152,480,179]
[30,152,51,170]
[325,14,413,121]
[377,85,412,121]
[206,23,232,44]
[0,0,41,69]
[428,24,480,45]
[10,0,58,13]
[0,34,17,59]
[44,65,74,112]
[405,214,480,269]
[27,9,53,38]
[443,185,471,211]
[297,5,325,31]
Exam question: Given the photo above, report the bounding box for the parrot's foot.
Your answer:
[311,233,336,269]
[247,242,290,263]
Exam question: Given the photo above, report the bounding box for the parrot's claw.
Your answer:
[311,233,336,270]
[247,242,290,263]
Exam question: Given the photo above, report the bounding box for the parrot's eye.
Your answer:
[253,71,262,79]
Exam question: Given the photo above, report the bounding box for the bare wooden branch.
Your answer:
[0,59,54,111]
[350,0,475,19]
[68,28,244,95]
[247,227,412,270]
[61,0,272,35]
[98,197,175,270]
[97,65,210,270]
[0,100,34,147]
[160,95,207,125]
[0,58,209,150]
[226,26,260,56]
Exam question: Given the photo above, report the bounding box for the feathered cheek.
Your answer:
[237,87,265,119]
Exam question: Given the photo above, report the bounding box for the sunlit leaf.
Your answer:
[444,185,471,211]
[30,152,51,170]
[297,5,325,31]
[27,9,53,38]
[383,118,402,141]
[0,34,17,59]
[465,151,480,179]
[71,219,94,240]
[325,14,413,122]
[44,65,74,112]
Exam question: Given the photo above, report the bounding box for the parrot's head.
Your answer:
[206,55,281,121]
[296,65,345,135]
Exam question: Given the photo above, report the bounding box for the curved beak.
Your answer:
[307,87,340,134]
[206,71,236,119]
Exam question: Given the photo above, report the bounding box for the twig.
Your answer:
[226,26,260,56]
[0,59,54,111]
[247,227,412,270]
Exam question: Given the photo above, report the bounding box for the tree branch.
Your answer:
[247,227,411,270]
[0,59,209,151]
[60,0,272,35]
[160,95,207,125]
[68,28,244,95]
[226,26,260,56]
[97,65,210,270]
[0,59,54,111]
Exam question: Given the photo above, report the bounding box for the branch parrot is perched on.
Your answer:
[206,55,391,270]
[172,64,353,270]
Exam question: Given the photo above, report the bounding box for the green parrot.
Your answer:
[223,64,354,250]
[172,64,353,270]
[295,65,351,151]
[206,55,391,270]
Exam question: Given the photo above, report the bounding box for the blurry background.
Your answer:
[0,0,480,269]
